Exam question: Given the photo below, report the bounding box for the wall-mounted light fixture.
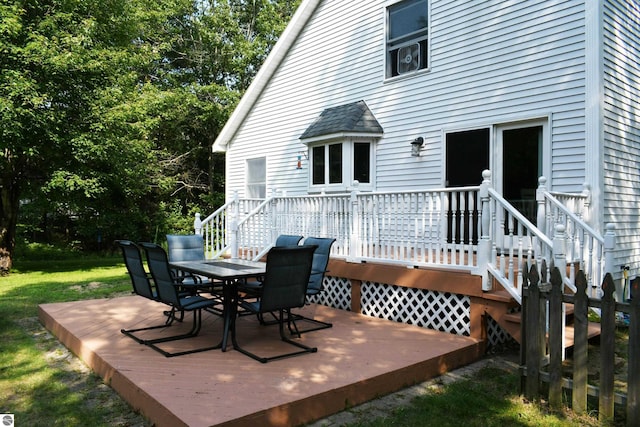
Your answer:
[411,137,424,157]
[296,150,308,169]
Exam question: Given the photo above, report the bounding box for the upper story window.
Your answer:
[309,139,374,192]
[246,157,266,198]
[386,0,429,78]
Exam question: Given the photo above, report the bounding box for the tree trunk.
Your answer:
[0,174,19,275]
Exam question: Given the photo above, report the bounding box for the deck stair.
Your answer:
[480,288,601,348]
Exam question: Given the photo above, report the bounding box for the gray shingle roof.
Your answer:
[300,100,383,140]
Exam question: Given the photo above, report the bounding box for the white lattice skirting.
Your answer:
[311,276,512,346]
[361,282,471,336]
[307,276,352,311]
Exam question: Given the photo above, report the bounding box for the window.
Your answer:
[386,0,429,78]
[309,140,373,191]
[353,142,370,183]
[246,157,266,198]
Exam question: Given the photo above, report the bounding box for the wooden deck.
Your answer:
[39,296,484,427]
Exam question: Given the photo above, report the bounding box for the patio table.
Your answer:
[169,258,265,352]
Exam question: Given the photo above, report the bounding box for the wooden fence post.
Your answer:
[525,263,542,400]
[599,273,616,423]
[572,270,589,414]
[628,277,640,426]
[548,267,563,408]
[520,262,529,394]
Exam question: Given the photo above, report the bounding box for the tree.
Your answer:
[0,0,301,274]
[0,0,169,272]
[138,0,301,215]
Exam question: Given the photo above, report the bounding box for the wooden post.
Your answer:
[628,277,640,426]
[269,189,278,244]
[520,261,529,394]
[350,279,362,314]
[572,270,589,414]
[581,182,591,224]
[553,224,567,282]
[230,191,239,259]
[348,185,360,262]
[525,263,542,401]
[478,169,491,291]
[599,273,616,423]
[536,176,547,236]
[193,212,202,235]
[548,267,563,408]
[603,223,616,278]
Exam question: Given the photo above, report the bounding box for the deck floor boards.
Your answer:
[39,296,483,427]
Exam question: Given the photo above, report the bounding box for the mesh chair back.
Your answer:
[116,240,155,299]
[166,234,206,262]
[259,245,316,313]
[303,237,336,295]
[274,234,303,246]
[140,242,181,306]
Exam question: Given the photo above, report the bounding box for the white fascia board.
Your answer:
[212,0,322,153]
[301,132,384,145]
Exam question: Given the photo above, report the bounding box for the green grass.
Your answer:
[341,365,602,427]
[0,254,147,426]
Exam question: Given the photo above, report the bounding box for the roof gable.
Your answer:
[212,0,322,152]
[300,101,383,140]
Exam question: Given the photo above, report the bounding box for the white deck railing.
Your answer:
[537,178,614,298]
[196,170,615,303]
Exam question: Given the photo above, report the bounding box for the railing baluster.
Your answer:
[195,171,606,309]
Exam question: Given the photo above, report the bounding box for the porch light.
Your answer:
[296,150,308,169]
[411,137,424,157]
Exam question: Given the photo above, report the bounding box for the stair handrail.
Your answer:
[479,172,553,303]
[230,195,277,260]
[537,178,614,298]
[195,192,267,259]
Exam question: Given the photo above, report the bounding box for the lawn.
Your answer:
[0,251,614,426]
[0,254,149,426]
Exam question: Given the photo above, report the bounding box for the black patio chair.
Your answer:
[116,240,157,301]
[274,234,304,246]
[238,234,304,297]
[120,242,223,357]
[235,245,317,363]
[117,239,196,340]
[289,236,336,334]
[166,234,224,306]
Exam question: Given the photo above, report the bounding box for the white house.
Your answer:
[207,0,640,346]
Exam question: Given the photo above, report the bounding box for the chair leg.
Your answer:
[145,309,222,357]
[163,308,184,324]
[122,309,220,357]
[258,311,281,326]
[288,311,333,334]
[121,323,173,344]
[233,309,317,363]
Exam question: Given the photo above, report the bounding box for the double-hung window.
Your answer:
[246,157,266,198]
[386,0,429,78]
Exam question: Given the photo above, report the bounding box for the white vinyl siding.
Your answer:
[602,0,640,275]
[226,0,589,198]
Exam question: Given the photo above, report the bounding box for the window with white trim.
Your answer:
[309,139,374,192]
[246,157,266,198]
[386,0,429,78]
